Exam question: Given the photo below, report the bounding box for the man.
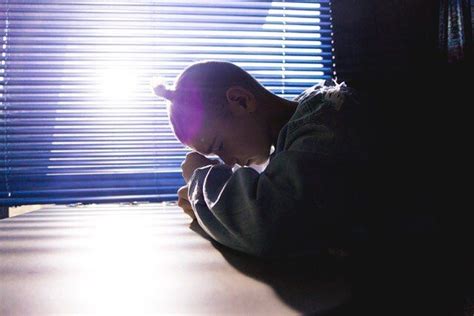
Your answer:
[153,60,368,257]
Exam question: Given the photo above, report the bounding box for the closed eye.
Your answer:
[209,142,224,157]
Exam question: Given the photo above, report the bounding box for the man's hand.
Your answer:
[177,185,195,219]
[181,152,219,183]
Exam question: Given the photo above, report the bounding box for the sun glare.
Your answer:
[97,67,139,104]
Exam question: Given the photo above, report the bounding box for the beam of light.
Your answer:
[97,66,139,106]
[66,213,208,315]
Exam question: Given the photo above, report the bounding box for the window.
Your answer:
[0,0,333,206]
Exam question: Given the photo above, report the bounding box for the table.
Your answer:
[0,203,350,315]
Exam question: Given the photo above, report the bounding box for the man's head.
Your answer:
[152,60,276,166]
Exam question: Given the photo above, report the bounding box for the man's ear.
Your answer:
[225,86,257,116]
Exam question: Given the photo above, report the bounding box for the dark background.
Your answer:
[331,1,472,314]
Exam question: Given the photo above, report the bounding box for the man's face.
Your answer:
[185,113,272,167]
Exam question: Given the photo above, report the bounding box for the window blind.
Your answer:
[0,0,333,206]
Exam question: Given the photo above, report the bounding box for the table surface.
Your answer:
[0,203,350,315]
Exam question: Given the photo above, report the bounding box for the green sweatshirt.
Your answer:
[188,81,368,257]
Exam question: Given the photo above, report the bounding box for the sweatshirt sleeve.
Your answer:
[188,125,361,257]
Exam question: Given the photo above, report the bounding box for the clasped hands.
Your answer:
[177,152,219,219]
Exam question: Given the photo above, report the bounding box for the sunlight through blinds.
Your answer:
[0,0,333,206]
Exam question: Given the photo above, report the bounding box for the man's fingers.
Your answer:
[181,151,221,183]
[177,185,188,199]
[177,185,195,219]
[178,197,195,219]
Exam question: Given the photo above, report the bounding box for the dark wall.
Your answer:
[331,0,449,215]
[332,0,441,85]
[331,2,471,314]
[331,0,472,216]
